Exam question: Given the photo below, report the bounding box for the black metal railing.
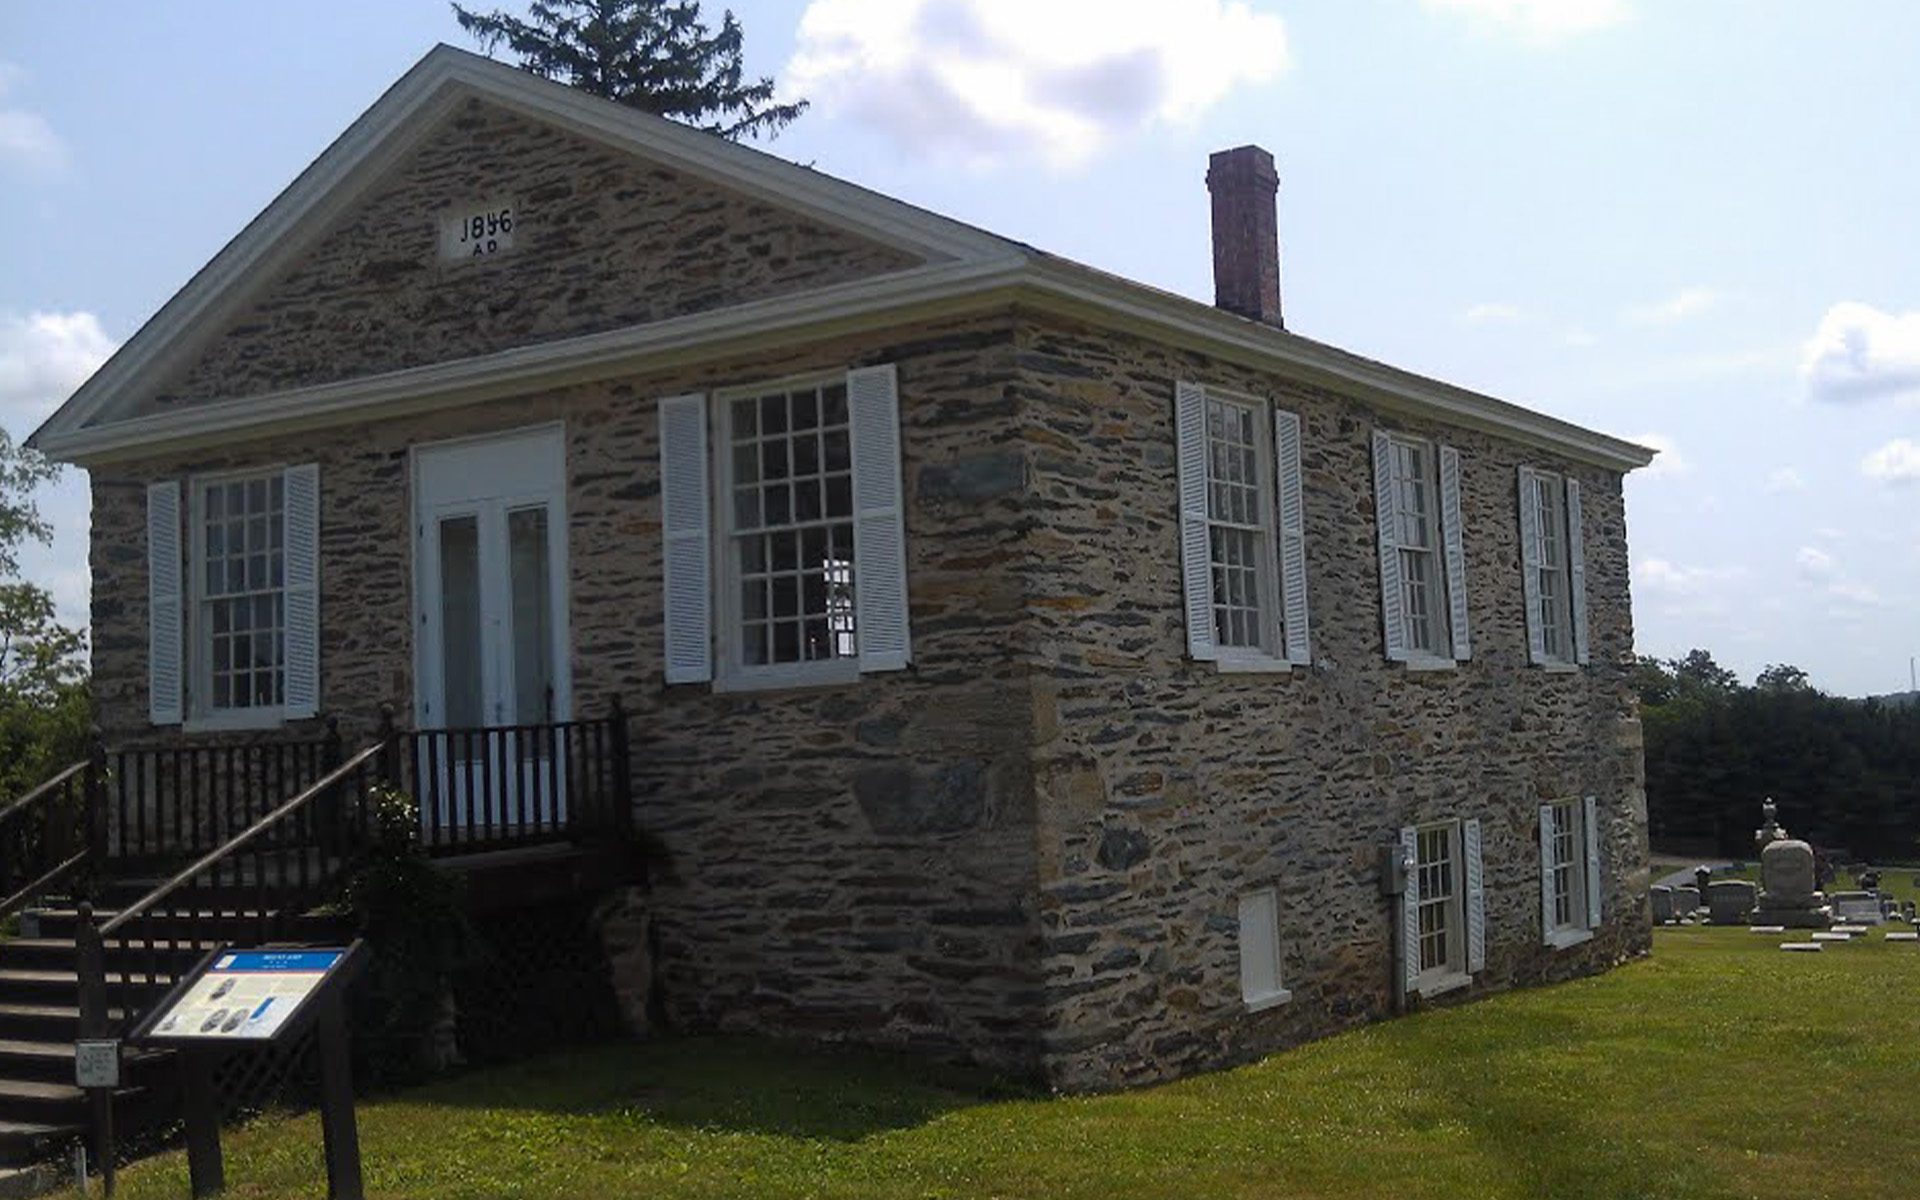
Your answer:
[105,731,340,866]
[0,743,105,922]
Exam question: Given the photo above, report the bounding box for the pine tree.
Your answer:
[451,0,807,141]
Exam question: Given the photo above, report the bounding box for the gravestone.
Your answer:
[1747,798,1833,929]
[1902,900,1916,924]
[1707,880,1757,925]
[1671,885,1701,919]
[1829,891,1883,926]
[1694,865,1713,900]
[1649,885,1675,924]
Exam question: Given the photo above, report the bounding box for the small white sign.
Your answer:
[75,1039,119,1090]
[439,200,516,262]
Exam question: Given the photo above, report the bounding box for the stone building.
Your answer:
[32,46,1654,1092]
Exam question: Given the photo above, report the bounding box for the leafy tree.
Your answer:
[0,429,88,800]
[452,0,807,140]
[1672,648,1739,694]
[1755,663,1814,693]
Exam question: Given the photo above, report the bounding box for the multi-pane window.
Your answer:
[198,474,286,712]
[1416,823,1461,976]
[1390,438,1448,657]
[1204,395,1279,654]
[725,380,858,673]
[1530,472,1575,663]
[1546,800,1586,932]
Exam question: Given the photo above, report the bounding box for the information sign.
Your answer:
[138,948,350,1045]
[74,1039,119,1089]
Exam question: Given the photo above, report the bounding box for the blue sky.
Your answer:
[2,0,1915,695]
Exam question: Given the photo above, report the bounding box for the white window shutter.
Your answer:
[1175,381,1217,662]
[1439,445,1471,660]
[1566,477,1590,665]
[147,481,183,726]
[1273,408,1310,665]
[1538,803,1557,945]
[1373,432,1406,662]
[282,464,321,719]
[1583,795,1603,928]
[1399,825,1420,994]
[1237,889,1282,1002]
[1518,467,1546,665]
[849,364,911,673]
[658,392,712,684]
[1464,817,1486,974]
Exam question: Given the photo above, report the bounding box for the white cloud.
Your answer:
[1825,579,1885,608]
[1625,286,1725,326]
[1764,466,1807,494]
[0,62,66,174]
[784,0,1291,170]
[1462,301,1523,325]
[1794,545,1835,581]
[1633,557,1745,620]
[1562,328,1599,348]
[0,311,117,431]
[1802,302,1920,405]
[1627,431,1687,479]
[1861,437,1920,486]
[1422,0,1631,42]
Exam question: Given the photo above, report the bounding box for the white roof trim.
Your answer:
[30,44,1021,448]
[38,255,1654,471]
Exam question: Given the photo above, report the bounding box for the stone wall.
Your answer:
[91,313,1049,1075]
[141,96,921,414]
[1010,313,1651,1091]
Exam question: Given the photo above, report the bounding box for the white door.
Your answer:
[413,427,571,832]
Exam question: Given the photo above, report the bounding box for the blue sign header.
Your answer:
[213,950,346,973]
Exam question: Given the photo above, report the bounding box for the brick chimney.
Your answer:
[1206,145,1283,329]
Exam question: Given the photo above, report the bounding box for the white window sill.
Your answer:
[1214,652,1294,675]
[1414,971,1472,999]
[1243,988,1292,1013]
[713,661,862,695]
[1537,661,1581,675]
[1546,927,1594,950]
[181,709,288,734]
[1401,655,1458,673]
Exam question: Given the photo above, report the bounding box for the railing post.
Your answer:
[608,695,633,844]
[84,727,109,897]
[75,902,116,1194]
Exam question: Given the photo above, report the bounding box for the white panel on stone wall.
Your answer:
[1439,444,1471,661]
[1237,888,1285,1005]
[281,463,321,719]
[1518,467,1546,666]
[848,364,911,673]
[1566,477,1590,665]
[1399,825,1420,994]
[1464,817,1486,974]
[1373,432,1406,662]
[438,199,516,261]
[1175,381,1217,662]
[1583,796,1603,929]
[1273,407,1310,665]
[147,481,183,726]
[1538,803,1557,945]
[659,393,712,684]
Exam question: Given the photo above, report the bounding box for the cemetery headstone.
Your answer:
[1672,885,1701,919]
[1746,798,1833,929]
[1650,885,1674,924]
[1694,865,1713,900]
[1829,891,1883,926]
[1707,880,1758,925]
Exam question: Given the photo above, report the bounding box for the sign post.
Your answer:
[130,943,367,1199]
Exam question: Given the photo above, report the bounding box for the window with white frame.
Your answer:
[722,380,858,674]
[1520,466,1588,667]
[1415,822,1462,980]
[1204,394,1280,654]
[195,473,286,713]
[1237,887,1289,1009]
[1544,800,1585,933]
[1390,439,1448,658]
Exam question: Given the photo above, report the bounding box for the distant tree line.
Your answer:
[1638,649,1920,860]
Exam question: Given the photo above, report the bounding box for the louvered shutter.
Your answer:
[659,393,712,685]
[1566,478,1590,665]
[1518,467,1546,665]
[1273,408,1310,665]
[1373,432,1406,662]
[849,364,911,672]
[1464,817,1486,974]
[1439,445,1471,660]
[1399,825,1420,995]
[1538,803,1557,944]
[147,481,183,726]
[282,464,321,719]
[1583,796,1602,928]
[1175,381,1217,662]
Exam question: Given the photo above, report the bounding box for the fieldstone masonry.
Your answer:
[80,106,1651,1091]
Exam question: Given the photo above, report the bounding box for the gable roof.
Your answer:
[30,45,1653,473]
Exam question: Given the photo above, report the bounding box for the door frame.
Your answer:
[409,422,572,731]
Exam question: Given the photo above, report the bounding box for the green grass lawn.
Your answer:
[72,928,1920,1200]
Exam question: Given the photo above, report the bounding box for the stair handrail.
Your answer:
[96,738,387,940]
[0,759,88,827]
[0,736,107,922]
